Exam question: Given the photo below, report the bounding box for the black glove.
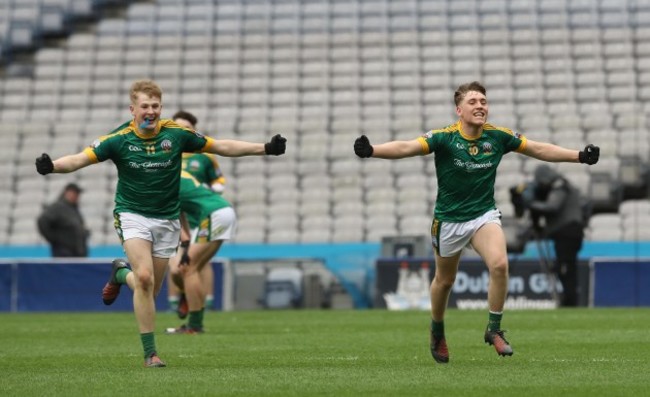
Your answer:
[264,134,287,155]
[179,241,190,267]
[578,144,600,165]
[35,153,54,175]
[354,135,373,158]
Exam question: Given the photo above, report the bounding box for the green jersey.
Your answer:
[417,121,527,222]
[182,152,225,187]
[179,171,232,228]
[84,119,211,219]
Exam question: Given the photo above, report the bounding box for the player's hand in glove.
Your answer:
[264,134,287,155]
[179,241,191,267]
[35,153,54,175]
[578,144,600,165]
[354,135,373,158]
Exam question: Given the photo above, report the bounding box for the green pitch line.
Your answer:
[0,309,648,397]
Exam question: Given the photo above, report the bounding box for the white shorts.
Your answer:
[114,212,181,258]
[431,209,502,257]
[191,207,237,244]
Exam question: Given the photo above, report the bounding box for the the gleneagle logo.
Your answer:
[453,159,494,170]
[128,159,173,169]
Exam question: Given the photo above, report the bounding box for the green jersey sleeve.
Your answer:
[417,123,458,155]
[487,125,528,154]
[161,120,210,153]
[85,132,122,163]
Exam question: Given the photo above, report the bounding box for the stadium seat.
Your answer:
[587,213,624,241]
[1,0,648,245]
[619,199,650,218]
[235,228,267,243]
[589,171,624,214]
[618,156,650,199]
[300,228,332,243]
[267,229,299,243]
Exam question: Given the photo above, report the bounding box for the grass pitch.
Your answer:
[0,308,648,397]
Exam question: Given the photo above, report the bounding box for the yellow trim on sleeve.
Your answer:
[417,136,430,154]
[515,136,528,153]
[83,147,99,163]
[200,136,215,152]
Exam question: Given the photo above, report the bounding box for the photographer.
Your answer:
[511,165,586,307]
[37,183,89,258]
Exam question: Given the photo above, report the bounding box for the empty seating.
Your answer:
[0,0,648,245]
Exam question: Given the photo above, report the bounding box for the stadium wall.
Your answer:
[0,260,225,312]
[1,241,649,260]
[1,242,649,311]
[376,258,591,309]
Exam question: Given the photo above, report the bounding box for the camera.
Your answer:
[509,182,537,219]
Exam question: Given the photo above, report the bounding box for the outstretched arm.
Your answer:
[373,140,424,159]
[354,135,423,159]
[523,139,600,165]
[36,152,93,175]
[522,140,580,163]
[53,152,94,172]
[203,134,286,157]
[204,139,265,157]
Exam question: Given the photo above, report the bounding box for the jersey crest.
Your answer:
[161,139,173,152]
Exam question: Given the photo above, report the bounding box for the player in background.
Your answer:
[164,170,237,334]
[167,110,225,314]
[353,81,600,364]
[175,111,226,194]
[35,79,287,368]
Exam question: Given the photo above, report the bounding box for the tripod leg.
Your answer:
[533,233,560,307]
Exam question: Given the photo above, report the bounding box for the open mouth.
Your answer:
[140,117,155,129]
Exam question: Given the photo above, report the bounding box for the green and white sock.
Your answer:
[168,296,179,311]
[488,311,503,332]
[188,308,204,330]
[141,332,156,358]
[205,295,214,309]
[431,319,445,338]
[115,268,130,284]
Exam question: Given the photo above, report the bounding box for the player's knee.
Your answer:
[489,257,509,277]
[433,274,456,290]
[169,266,181,277]
[135,269,154,290]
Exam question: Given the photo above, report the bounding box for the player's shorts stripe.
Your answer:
[431,218,441,255]
[113,211,124,243]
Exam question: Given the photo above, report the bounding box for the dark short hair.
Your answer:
[64,183,83,193]
[172,110,198,128]
[454,81,487,106]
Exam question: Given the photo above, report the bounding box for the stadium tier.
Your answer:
[0,0,648,245]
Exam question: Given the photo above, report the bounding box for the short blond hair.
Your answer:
[129,80,162,103]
